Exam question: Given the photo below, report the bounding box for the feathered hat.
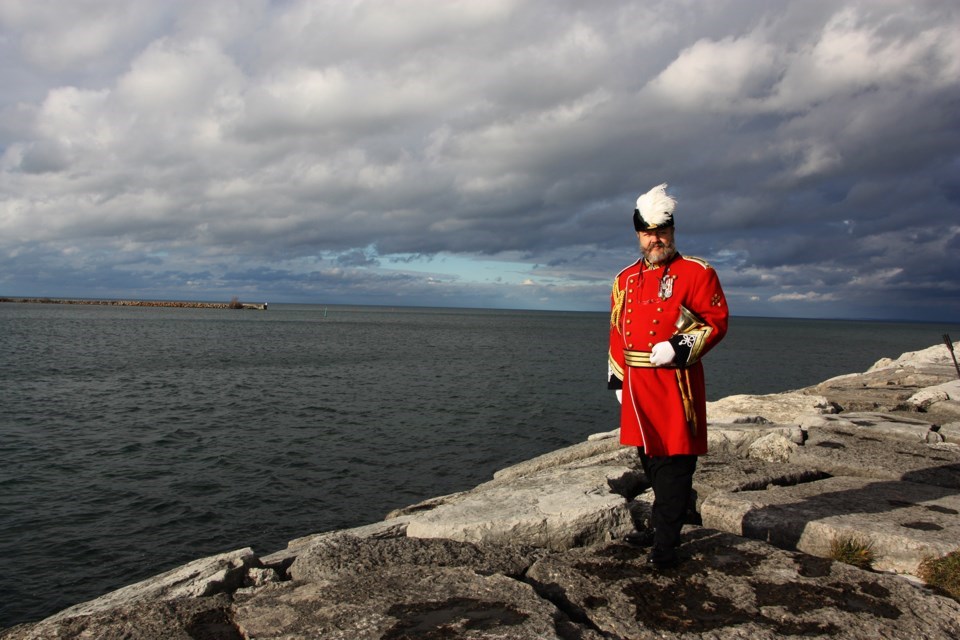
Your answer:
[633,183,676,231]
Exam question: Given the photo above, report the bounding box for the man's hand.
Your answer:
[650,341,676,366]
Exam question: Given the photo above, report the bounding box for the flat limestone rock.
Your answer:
[707,391,834,424]
[233,565,598,640]
[925,399,960,420]
[799,410,960,444]
[868,341,960,373]
[524,530,960,639]
[812,342,960,414]
[404,462,641,550]
[0,594,239,640]
[813,370,940,413]
[388,446,640,522]
[260,518,412,567]
[907,379,960,406]
[491,436,626,483]
[28,547,256,626]
[700,476,960,573]
[707,423,805,458]
[385,492,469,520]
[788,422,960,488]
[288,536,543,584]
[694,451,830,505]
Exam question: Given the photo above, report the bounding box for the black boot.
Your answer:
[646,548,682,570]
[623,529,656,547]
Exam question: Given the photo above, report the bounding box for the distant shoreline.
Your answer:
[0,297,267,310]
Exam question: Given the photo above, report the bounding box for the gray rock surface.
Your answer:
[707,423,806,457]
[43,548,257,624]
[788,420,960,488]
[260,517,414,568]
[526,530,960,639]
[798,410,960,442]
[287,535,544,584]
[0,595,240,640]
[701,476,960,574]
[490,433,623,482]
[4,340,960,639]
[233,564,582,640]
[707,391,836,424]
[693,453,830,504]
[813,341,960,417]
[8,535,959,640]
[403,458,642,549]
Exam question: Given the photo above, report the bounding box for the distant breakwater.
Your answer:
[0,297,267,310]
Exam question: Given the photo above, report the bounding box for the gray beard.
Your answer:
[642,243,676,265]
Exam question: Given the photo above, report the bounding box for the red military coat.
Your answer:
[608,253,728,456]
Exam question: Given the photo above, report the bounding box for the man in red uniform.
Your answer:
[608,183,728,568]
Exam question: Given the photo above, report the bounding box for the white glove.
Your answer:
[615,389,622,404]
[650,341,675,366]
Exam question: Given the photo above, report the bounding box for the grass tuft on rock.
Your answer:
[828,534,875,570]
[918,550,960,601]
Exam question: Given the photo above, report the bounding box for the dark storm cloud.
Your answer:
[0,0,958,318]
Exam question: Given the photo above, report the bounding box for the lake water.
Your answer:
[2,302,957,627]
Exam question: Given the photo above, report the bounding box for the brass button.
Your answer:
[627,343,634,348]
[626,331,631,336]
[626,319,631,324]
[627,308,632,313]
[657,307,663,312]
[647,342,653,347]
[652,319,659,324]
[649,330,656,336]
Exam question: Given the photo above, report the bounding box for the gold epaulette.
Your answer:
[682,255,713,269]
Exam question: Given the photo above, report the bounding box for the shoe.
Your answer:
[623,529,655,547]
[646,550,681,570]
[625,529,684,549]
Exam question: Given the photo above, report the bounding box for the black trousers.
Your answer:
[637,447,697,560]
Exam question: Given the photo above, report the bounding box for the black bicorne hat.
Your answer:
[632,183,676,231]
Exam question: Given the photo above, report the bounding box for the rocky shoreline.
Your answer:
[3,342,960,639]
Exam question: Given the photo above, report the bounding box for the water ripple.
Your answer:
[2,304,955,628]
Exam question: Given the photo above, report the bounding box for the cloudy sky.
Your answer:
[1,0,958,320]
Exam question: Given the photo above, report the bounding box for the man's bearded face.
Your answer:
[638,227,676,265]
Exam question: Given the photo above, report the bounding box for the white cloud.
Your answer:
[647,35,780,112]
[772,7,960,110]
[116,38,243,114]
[0,0,958,318]
[849,268,904,288]
[0,0,169,72]
[769,291,840,303]
[35,86,111,145]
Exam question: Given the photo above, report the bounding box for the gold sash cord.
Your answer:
[677,369,697,436]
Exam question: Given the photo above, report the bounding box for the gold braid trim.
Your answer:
[679,325,713,365]
[610,277,626,333]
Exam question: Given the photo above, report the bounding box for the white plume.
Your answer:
[636,183,676,227]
